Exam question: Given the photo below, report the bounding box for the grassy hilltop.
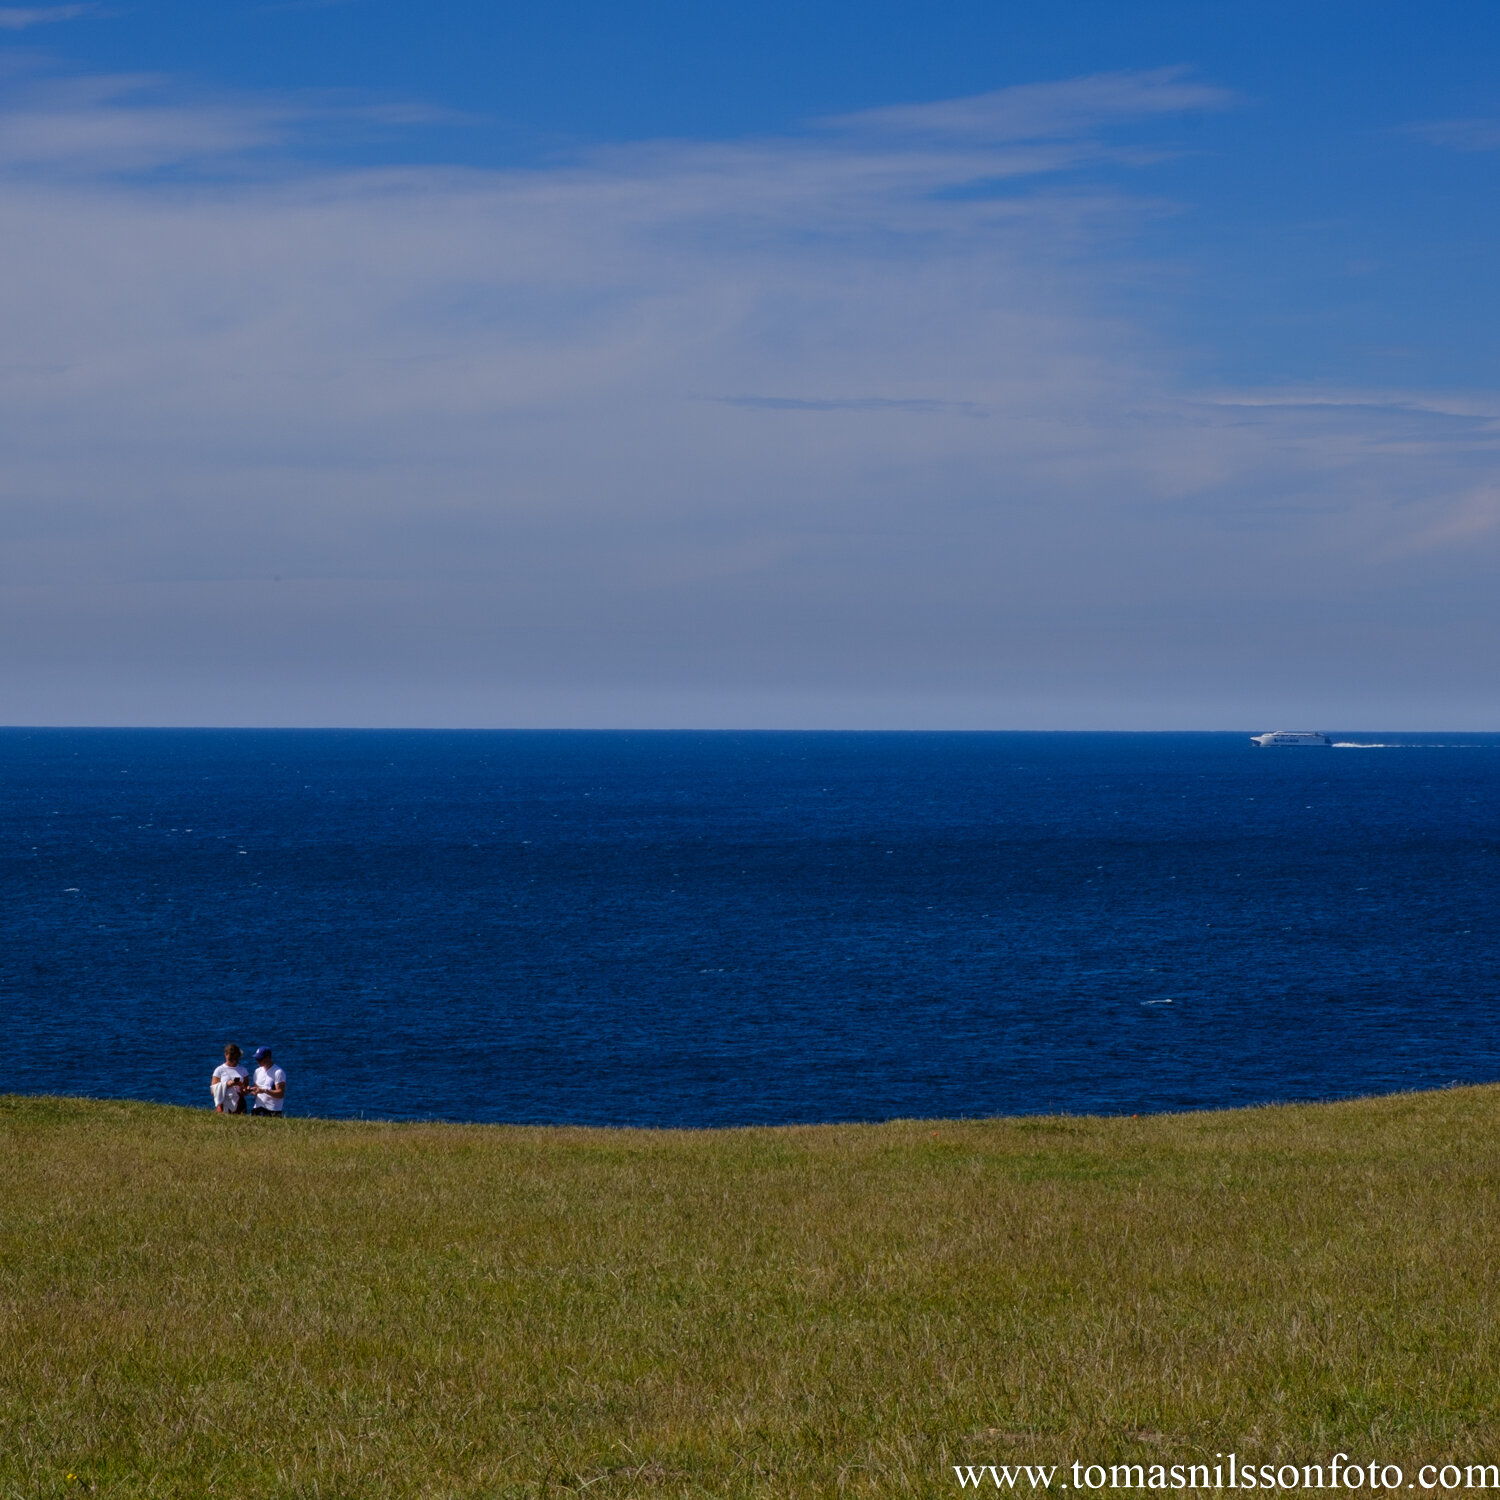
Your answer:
[2,1089,1499,1498]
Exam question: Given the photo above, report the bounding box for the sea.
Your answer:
[3,729,1497,1126]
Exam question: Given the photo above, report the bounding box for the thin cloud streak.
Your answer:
[1399,117,1500,152]
[0,67,1495,726]
[0,70,472,174]
[822,67,1234,142]
[0,5,96,30]
[717,396,989,416]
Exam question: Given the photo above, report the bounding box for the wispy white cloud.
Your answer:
[1377,484,1500,558]
[1398,117,1500,152]
[0,74,292,171]
[0,4,96,30]
[0,70,470,174]
[823,67,1233,142]
[0,67,1495,726]
[718,395,989,416]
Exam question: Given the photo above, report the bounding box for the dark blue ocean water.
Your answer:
[3,729,1498,1125]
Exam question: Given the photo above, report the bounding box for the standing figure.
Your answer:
[210,1044,248,1114]
[249,1047,287,1116]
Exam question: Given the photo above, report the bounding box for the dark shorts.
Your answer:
[251,1106,284,1116]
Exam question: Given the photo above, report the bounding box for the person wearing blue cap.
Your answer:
[248,1047,286,1116]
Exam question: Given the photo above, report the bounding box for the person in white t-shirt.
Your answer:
[210,1044,248,1114]
[249,1047,287,1115]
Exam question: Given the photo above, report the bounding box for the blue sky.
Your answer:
[1,0,1498,726]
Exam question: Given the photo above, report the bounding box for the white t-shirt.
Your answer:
[211,1063,248,1110]
[253,1064,286,1111]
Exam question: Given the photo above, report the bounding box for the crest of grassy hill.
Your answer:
[2,1089,1498,1499]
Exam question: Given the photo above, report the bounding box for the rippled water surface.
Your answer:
[4,729,1498,1124]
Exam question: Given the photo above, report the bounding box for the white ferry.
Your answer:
[1250,730,1332,747]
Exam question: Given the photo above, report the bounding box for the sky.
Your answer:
[1,1,1498,728]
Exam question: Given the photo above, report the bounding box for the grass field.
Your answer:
[3,1089,1499,1499]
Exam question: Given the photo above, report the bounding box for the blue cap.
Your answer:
[254,1046,273,1061]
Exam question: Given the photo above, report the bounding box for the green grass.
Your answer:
[3,1088,1499,1498]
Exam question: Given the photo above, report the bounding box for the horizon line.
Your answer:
[3,725,1498,736]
